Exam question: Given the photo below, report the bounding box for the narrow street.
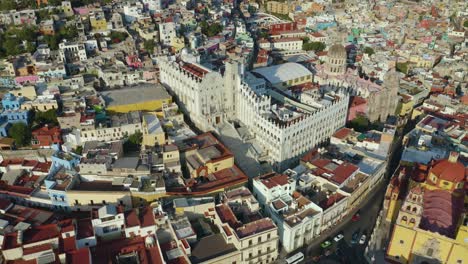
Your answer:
[294,119,415,264]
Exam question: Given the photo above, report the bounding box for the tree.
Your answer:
[73,145,83,155]
[8,123,31,147]
[200,21,223,37]
[303,41,326,52]
[109,31,129,43]
[0,0,16,10]
[0,26,38,57]
[464,20,468,28]
[259,30,269,39]
[58,25,79,41]
[363,46,375,56]
[43,35,59,50]
[348,115,370,132]
[2,38,21,56]
[455,83,463,96]
[396,62,409,74]
[34,109,58,125]
[128,131,142,145]
[144,40,155,53]
[124,131,142,152]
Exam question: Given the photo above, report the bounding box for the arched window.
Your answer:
[401,216,408,223]
[410,218,416,224]
[426,248,433,257]
[406,205,411,211]
[412,207,417,213]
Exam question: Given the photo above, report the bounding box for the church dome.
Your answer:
[328,44,347,59]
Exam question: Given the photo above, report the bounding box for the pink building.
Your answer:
[347,96,367,122]
[15,75,39,86]
[126,55,143,68]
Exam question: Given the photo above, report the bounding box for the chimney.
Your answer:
[448,151,459,163]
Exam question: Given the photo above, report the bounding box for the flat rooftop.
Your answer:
[101,83,171,107]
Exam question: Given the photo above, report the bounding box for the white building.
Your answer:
[58,41,87,63]
[142,0,162,13]
[91,205,125,238]
[123,3,143,24]
[124,207,157,238]
[259,38,303,51]
[159,56,348,169]
[80,111,142,143]
[271,38,303,51]
[253,172,323,253]
[159,22,177,46]
[213,187,280,263]
[159,57,239,131]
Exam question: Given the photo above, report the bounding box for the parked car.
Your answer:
[333,233,344,242]
[352,212,361,222]
[359,234,367,244]
[312,255,321,263]
[320,240,332,249]
[351,231,360,244]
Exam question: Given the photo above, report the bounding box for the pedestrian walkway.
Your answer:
[217,123,266,178]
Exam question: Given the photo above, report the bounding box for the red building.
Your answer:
[347,96,367,122]
[31,125,62,148]
[268,22,298,35]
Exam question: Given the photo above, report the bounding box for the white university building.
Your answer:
[159,55,349,170]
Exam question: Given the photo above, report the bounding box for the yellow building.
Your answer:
[386,152,467,264]
[171,37,185,52]
[398,95,414,117]
[10,86,37,100]
[21,98,58,111]
[67,188,133,210]
[102,84,172,113]
[131,191,167,207]
[266,1,292,15]
[184,144,235,179]
[142,112,165,147]
[90,12,108,31]
[409,54,436,69]
[388,224,468,264]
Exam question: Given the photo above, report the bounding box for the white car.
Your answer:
[333,234,344,242]
[359,235,366,244]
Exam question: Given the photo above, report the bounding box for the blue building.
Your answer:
[0,93,30,126]
[2,92,24,109]
[44,167,78,210]
[0,76,15,87]
[0,117,11,137]
[51,149,81,171]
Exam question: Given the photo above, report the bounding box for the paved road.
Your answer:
[302,178,387,263]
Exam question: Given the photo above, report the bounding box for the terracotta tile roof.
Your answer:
[67,248,91,264]
[0,197,12,211]
[61,236,77,253]
[125,209,140,228]
[350,96,366,106]
[140,207,155,228]
[23,224,60,245]
[319,193,346,210]
[215,204,241,229]
[181,63,209,78]
[235,218,276,238]
[332,127,353,140]
[430,157,465,183]
[22,243,52,256]
[76,219,94,240]
[257,172,290,189]
[92,236,162,264]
